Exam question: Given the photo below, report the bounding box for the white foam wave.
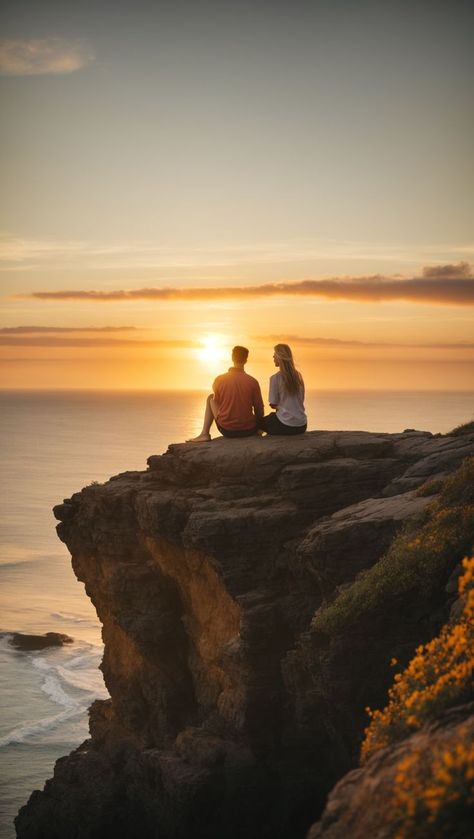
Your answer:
[0,643,108,749]
[66,650,101,668]
[31,647,107,705]
[0,707,85,748]
[55,665,105,694]
[41,674,80,709]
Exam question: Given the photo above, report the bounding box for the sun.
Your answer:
[196,334,227,365]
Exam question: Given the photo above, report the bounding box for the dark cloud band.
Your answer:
[256,334,474,350]
[0,325,138,334]
[0,337,193,348]
[16,273,474,306]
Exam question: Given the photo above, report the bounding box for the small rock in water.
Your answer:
[9,632,74,651]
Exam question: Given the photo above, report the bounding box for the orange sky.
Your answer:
[1,282,474,390]
[1,3,473,392]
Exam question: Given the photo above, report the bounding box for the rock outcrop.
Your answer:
[15,430,474,839]
[8,632,74,651]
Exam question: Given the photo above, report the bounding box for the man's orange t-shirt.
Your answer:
[213,368,264,431]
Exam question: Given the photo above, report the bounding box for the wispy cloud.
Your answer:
[0,38,93,76]
[2,234,473,273]
[15,263,474,307]
[256,334,474,350]
[3,331,472,352]
[0,325,138,334]
[0,337,193,349]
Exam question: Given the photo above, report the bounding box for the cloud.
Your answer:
[256,334,388,347]
[422,261,471,279]
[0,337,193,349]
[256,334,474,350]
[3,330,472,353]
[2,234,473,274]
[15,263,474,307]
[0,39,93,76]
[0,325,138,334]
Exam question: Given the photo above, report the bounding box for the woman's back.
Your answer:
[269,370,306,427]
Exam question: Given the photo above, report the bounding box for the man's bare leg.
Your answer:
[186,394,218,442]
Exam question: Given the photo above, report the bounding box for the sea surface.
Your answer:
[1,388,473,838]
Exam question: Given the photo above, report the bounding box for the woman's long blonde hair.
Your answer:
[274,344,304,395]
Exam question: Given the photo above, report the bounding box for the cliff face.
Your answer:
[16,430,474,839]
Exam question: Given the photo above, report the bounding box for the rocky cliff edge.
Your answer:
[15,429,474,839]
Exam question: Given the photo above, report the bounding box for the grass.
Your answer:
[312,458,474,637]
[449,420,474,437]
[416,478,445,498]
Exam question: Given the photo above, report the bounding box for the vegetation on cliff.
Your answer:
[391,717,474,838]
[357,557,474,837]
[450,419,474,437]
[362,555,474,759]
[352,461,474,837]
[311,457,474,637]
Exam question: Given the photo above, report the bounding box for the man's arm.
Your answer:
[212,376,221,402]
[253,381,264,420]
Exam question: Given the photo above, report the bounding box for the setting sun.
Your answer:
[195,334,228,365]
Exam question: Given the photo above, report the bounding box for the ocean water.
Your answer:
[0,388,473,838]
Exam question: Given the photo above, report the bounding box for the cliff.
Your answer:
[15,429,474,839]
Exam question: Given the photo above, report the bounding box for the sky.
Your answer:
[1,0,473,391]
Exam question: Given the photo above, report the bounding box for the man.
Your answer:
[187,345,264,442]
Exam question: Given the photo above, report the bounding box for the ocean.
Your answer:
[0,388,473,838]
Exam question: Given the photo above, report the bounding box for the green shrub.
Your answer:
[416,479,445,497]
[312,459,474,637]
[449,420,474,437]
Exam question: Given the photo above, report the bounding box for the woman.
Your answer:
[262,344,307,435]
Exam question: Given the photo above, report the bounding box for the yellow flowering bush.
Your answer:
[391,726,474,838]
[361,556,474,762]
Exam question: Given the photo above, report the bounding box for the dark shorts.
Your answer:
[216,423,259,438]
[261,412,307,436]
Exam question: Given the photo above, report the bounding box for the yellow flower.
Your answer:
[361,556,474,762]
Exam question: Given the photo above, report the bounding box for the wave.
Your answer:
[55,664,106,695]
[30,644,107,709]
[0,706,86,748]
[51,611,97,625]
[0,559,38,571]
[41,674,80,709]
[32,656,81,709]
[0,543,65,567]
[0,640,108,749]
[66,650,102,668]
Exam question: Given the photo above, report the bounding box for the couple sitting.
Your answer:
[188,343,307,442]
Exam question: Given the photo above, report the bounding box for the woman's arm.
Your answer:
[268,374,280,410]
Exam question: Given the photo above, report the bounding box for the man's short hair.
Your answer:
[232,345,249,364]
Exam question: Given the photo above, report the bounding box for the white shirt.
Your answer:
[268,372,307,427]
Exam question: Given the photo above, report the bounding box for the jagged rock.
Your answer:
[16,430,474,839]
[298,490,432,598]
[382,435,474,495]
